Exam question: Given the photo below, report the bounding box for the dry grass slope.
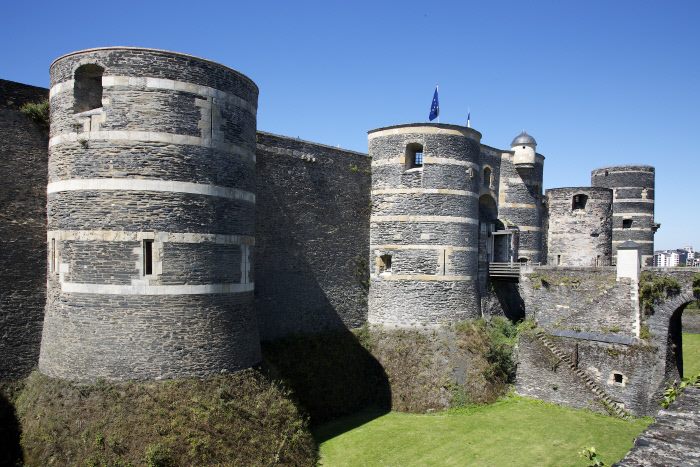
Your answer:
[9,370,316,466]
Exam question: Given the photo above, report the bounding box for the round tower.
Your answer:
[496,131,545,263]
[545,187,613,266]
[367,123,482,326]
[591,165,656,265]
[40,47,260,381]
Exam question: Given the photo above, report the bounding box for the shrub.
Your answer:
[693,273,700,301]
[639,272,681,314]
[19,100,49,127]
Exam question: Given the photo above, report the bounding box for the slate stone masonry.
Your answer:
[0,79,48,380]
[39,48,261,382]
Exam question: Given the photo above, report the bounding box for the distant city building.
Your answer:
[653,246,695,267]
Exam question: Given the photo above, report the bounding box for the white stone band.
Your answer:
[613,199,654,203]
[374,274,473,281]
[500,202,538,209]
[612,240,653,244]
[371,157,479,170]
[371,244,477,252]
[613,213,653,217]
[368,126,479,140]
[48,179,255,203]
[371,188,478,198]
[49,131,256,160]
[48,230,255,245]
[60,282,255,295]
[370,215,479,225]
[50,76,257,113]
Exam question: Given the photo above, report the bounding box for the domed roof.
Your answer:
[511,131,537,147]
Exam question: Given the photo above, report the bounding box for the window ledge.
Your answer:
[74,107,104,117]
[404,167,423,174]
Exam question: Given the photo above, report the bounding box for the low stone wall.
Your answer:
[520,266,637,335]
[516,332,659,416]
[255,132,371,340]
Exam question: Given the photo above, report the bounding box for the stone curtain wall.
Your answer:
[254,131,371,340]
[40,48,261,381]
[520,266,636,335]
[0,80,49,380]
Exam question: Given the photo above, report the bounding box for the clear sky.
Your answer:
[1,0,697,250]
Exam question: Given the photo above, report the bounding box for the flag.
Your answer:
[467,110,471,128]
[429,86,439,121]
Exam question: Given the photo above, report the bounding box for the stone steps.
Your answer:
[535,329,631,419]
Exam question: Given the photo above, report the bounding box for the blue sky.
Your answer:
[1,0,697,250]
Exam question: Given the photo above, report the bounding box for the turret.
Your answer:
[511,131,537,169]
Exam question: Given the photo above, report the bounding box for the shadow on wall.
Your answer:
[262,329,391,427]
[483,281,526,322]
[0,391,23,466]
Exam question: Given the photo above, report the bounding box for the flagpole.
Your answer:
[436,84,439,124]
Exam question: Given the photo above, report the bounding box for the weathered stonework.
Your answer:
[367,124,482,326]
[39,48,261,382]
[0,80,48,380]
[254,131,371,340]
[545,187,613,267]
[591,165,656,265]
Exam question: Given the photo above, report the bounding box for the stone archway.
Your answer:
[647,292,697,382]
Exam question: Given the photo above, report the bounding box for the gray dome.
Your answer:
[511,131,537,147]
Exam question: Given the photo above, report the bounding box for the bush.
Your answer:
[14,370,317,466]
[639,272,681,314]
[692,273,700,301]
[19,100,49,127]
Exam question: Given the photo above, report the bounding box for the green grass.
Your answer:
[316,396,651,467]
[684,332,700,376]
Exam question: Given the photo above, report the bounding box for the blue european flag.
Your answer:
[429,86,439,121]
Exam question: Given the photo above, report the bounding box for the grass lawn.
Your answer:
[316,397,651,466]
[684,332,700,376]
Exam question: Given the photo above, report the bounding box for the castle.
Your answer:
[0,47,696,417]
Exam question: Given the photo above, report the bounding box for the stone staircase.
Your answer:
[534,329,631,419]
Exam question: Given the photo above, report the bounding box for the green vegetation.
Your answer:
[8,370,316,466]
[316,396,650,467]
[19,100,49,127]
[639,272,681,314]
[693,273,700,301]
[684,332,700,377]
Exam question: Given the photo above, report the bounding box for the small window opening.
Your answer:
[572,194,588,210]
[143,240,154,276]
[518,257,529,263]
[613,373,623,384]
[405,143,424,169]
[557,254,562,265]
[379,254,392,273]
[73,64,104,113]
[51,238,57,274]
[483,167,492,189]
[604,170,609,176]
[622,219,633,229]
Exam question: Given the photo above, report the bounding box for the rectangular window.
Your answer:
[557,254,562,265]
[379,254,392,273]
[414,151,423,166]
[143,240,154,276]
[51,238,57,274]
[622,219,633,229]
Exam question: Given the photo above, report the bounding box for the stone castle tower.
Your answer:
[40,47,261,381]
[545,187,613,266]
[367,124,482,326]
[496,131,545,263]
[591,165,657,265]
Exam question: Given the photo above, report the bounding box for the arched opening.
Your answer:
[405,143,423,170]
[482,167,492,190]
[517,257,529,263]
[74,64,104,113]
[653,292,700,382]
[572,194,588,210]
